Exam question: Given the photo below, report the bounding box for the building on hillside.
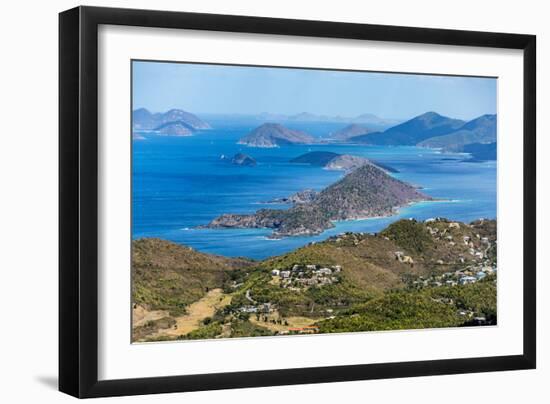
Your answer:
[476,271,487,280]
[459,276,477,285]
[280,270,291,279]
[319,267,332,275]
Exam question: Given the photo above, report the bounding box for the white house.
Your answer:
[459,276,477,285]
[476,271,487,280]
[319,268,332,275]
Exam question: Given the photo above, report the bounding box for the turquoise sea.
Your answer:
[132,116,496,259]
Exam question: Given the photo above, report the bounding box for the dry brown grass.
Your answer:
[249,310,318,332]
[146,289,230,340]
[132,305,170,327]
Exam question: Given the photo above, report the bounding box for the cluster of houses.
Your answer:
[424,218,496,267]
[270,264,342,290]
[411,264,497,288]
[237,302,273,314]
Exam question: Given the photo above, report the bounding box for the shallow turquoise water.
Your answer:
[132,117,496,259]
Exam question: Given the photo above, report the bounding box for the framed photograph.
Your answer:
[59,6,536,398]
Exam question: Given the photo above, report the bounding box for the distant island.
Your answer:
[352,111,465,146]
[252,111,401,130]
[228,153,257,166]
[132,109,496,161]
[237,123,315,148]
[330,124,371,141]
[346,111,497,161]
[417,114,497,152]
[290,151,398,173]
[202,164,431,237]
[132,108,211,136]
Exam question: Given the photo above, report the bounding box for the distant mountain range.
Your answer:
[203,164,430,238]
[132,108,211,135]
[330,124,371,141]
[133,108,496,161]
[347,112,497,160]
[353,112,466,146]
[237,123,315,148]
[252,112,401,129]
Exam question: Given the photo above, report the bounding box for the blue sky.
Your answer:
[132,61,496,121]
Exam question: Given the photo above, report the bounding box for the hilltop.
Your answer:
[133,218,497,341]
[203,164,431,237]
[237,123,315,148]
[132,108,211,131]
[155,121,195,136]
[132,238,252,314]
[417,114,496,153]
[348,112,497,160]
[352,112,465,146]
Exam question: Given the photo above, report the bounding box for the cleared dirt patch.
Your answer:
[148,288,230,339]
[133,305,170,327]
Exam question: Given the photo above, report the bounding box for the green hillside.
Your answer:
[132,218,497,342]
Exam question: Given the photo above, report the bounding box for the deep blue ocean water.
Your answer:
[132,117,496,259]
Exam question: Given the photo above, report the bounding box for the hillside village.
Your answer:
[132,217,497,342]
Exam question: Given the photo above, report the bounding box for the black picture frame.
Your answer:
[59,5,536,398]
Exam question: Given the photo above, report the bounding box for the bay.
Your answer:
[132,117,496,259]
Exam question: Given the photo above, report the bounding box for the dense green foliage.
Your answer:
[133,218,497,341]
[229,320,274,338]
[380,219,433,253]
[179,322,223,340]
[316,278,496,334]
[132,238,251,315]
[427,276,497,317]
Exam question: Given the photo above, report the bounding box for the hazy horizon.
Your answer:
[133,61,497,121]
